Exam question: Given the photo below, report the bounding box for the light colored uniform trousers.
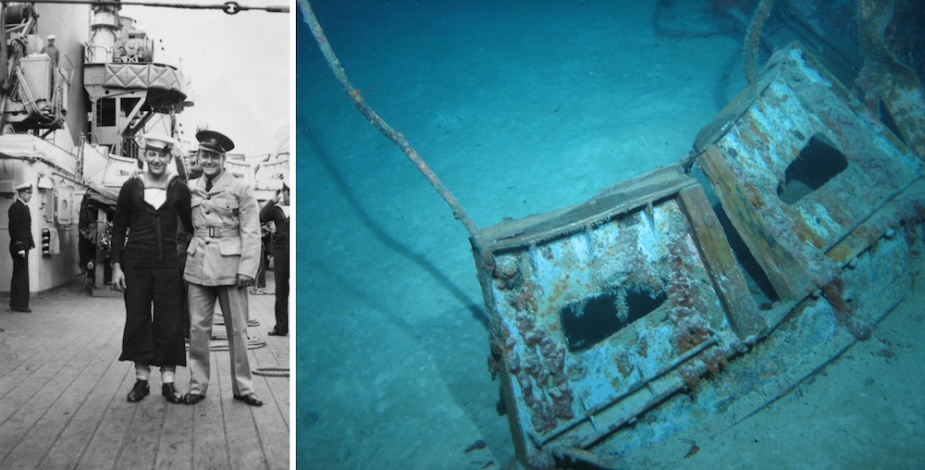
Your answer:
[187,283,254,396]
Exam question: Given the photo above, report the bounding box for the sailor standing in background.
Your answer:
[260,183,289,336]
[41,34,59,68]
[111,134,192,404]
[182,129,263,407]
[8,182,34,312]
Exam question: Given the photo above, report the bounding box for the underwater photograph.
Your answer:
[297,0,925,468]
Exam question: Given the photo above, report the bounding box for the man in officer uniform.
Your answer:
[8,182,34,312]
[182,129,263,407]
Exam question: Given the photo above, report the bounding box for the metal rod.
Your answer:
[24,0,288,14]
[744,0,775,84]
[298,0,492,266]
[536,336,719,446]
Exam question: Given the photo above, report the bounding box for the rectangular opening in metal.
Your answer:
[560,284,667,353]
[777,133,848,205]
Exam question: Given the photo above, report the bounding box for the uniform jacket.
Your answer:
[259,199,289,253]
[184,170,261,286]
[111,174,192,268]
[8,199,34,251]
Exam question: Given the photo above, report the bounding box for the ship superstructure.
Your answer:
[1,1,190,297]
[0,3,66,136]
[83,2,188,162]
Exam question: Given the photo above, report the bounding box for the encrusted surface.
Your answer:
[479,172,746,455]
[698,43,923,299]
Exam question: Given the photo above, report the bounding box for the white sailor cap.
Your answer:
[139,133,176,152]
[47,34,56,40]
[15,182,33,192]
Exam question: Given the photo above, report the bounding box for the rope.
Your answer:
[209,330,260,340]
[253,367,290,377]
[211,338,266,351]
[26,0,288,14]
[298,0,496,271]
[744,0,776,84]
[214,318,260,327]
[205,338,266,351]
[184,334,267,351]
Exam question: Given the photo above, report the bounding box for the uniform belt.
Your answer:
[194,227,237,238]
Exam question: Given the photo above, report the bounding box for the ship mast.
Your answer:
[82,1,189,160]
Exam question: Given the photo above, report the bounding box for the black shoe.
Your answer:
[11,307,32,313]
[182,393,206,405]
[268,328,288,336]
[162,383,183,404]
[233,393,263,407]
[127,380,150,403]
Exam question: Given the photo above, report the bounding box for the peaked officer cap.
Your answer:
[196,130,235,154]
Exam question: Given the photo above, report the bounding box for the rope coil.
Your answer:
[214,318,260,327]
[185,333,267,351]
[253,367,290,377]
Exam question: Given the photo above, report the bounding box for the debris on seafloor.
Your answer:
[471,40,924,469]
[303,0,925,467]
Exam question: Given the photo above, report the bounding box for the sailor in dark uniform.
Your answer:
[260,183,289,336]
[8,182,34,312]
[111,133,193,403]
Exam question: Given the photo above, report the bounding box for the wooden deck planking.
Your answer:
[0,312,100,409]
[241,291,290,470]
[248,294,291,431]
[0,305,119,461]
[216,354,267,470]
[41,352,133,469]
[0,273,290,470]
[2,322,122,469]
[73,371,140,469]
[246,352,290,469]
[0,333,89,439]
[190,367,233,470]
[0,307,76,379]
[116,397,173,469]
[152,392,196,469]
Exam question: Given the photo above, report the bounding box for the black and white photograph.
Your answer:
[1,0,290,468]
[5,0,925,469]
[298,0,925,468]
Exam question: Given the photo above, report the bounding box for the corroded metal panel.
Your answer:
[475,166,760,467]
[696,43,924,300]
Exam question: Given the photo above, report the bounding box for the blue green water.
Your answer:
[295,1,925,468]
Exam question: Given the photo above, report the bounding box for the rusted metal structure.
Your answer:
[472,41,924,468]
[0,3,67,135]
[83,2,188,161]
[303,0,925,466]
[472,166,767,468]
[696,43,923,301]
